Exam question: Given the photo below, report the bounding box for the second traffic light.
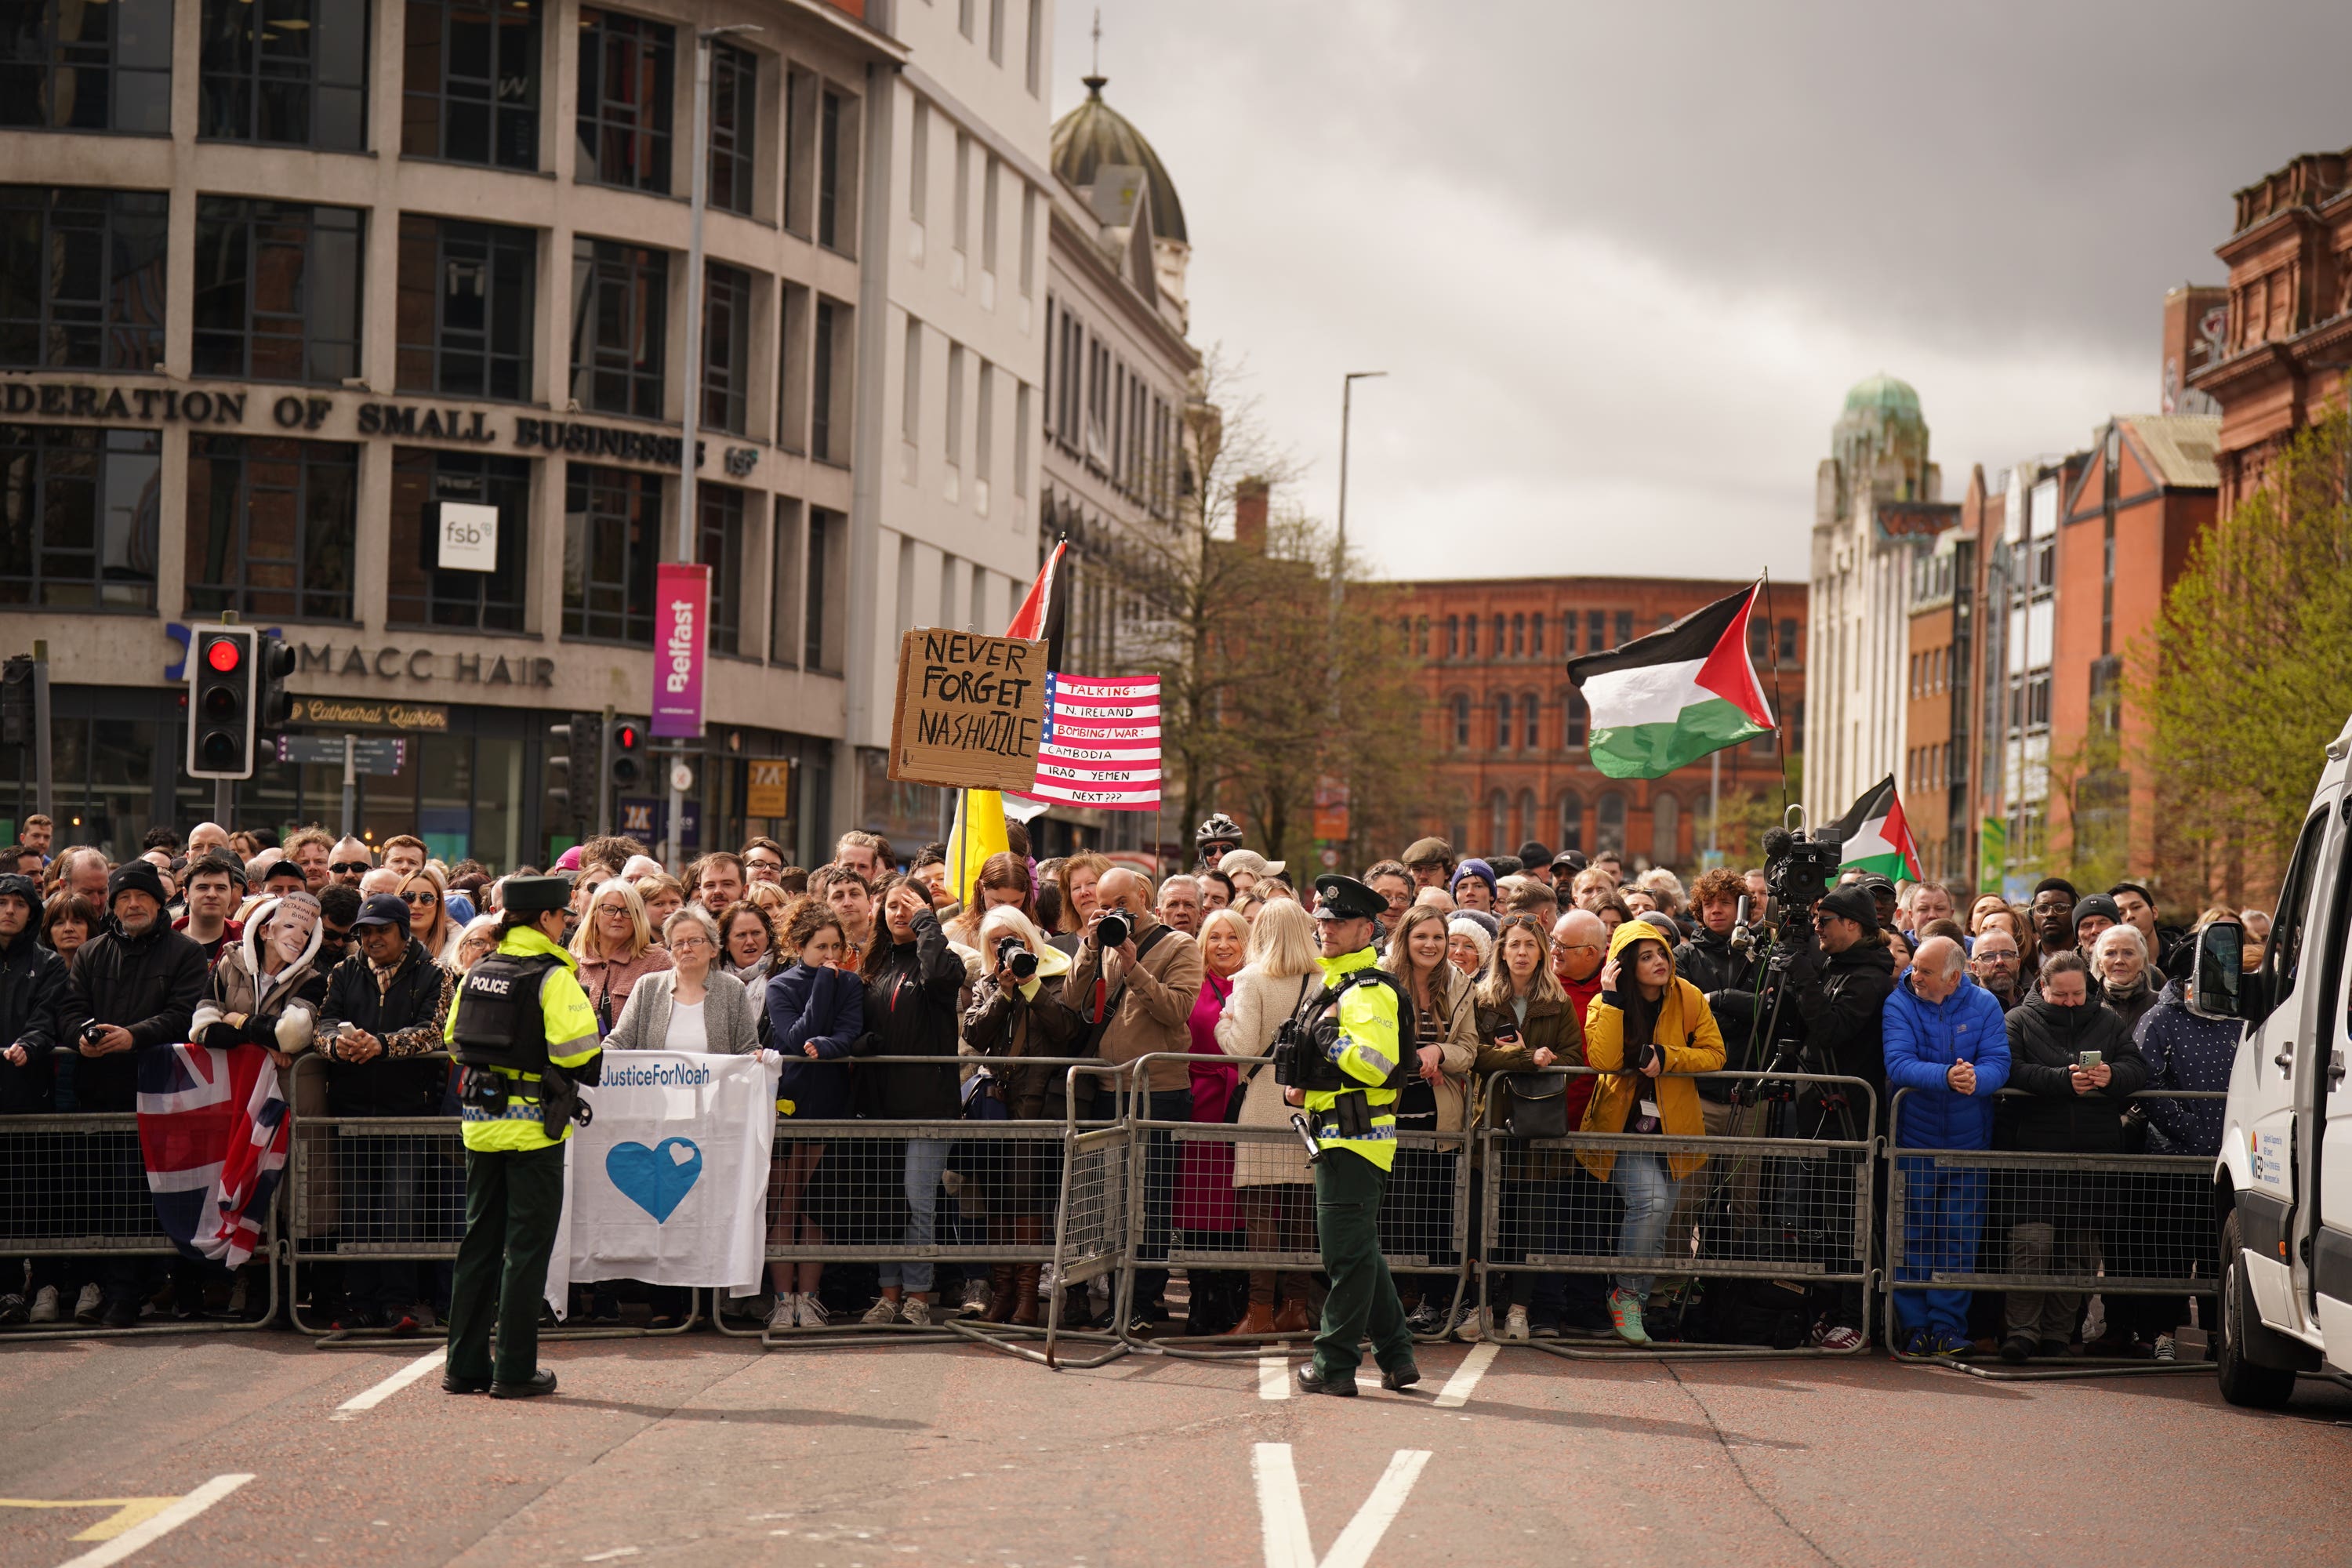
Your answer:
[546,711,602,832]
[608,718,644,793]
[256,633,296,731]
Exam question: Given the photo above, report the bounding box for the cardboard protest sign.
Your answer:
[887,629,1049,792]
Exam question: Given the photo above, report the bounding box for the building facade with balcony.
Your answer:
[0,0,905,866]
[1387,575,1806,873]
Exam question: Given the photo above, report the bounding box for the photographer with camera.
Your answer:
[1283,875,1419,1397]
[1063,868,1203,1330]
[963,908,1080,1327]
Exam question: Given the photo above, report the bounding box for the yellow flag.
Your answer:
[946,790,1010,906]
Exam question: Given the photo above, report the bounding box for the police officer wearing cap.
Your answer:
[1285,873,1417,1397]
[441,874,601,1398]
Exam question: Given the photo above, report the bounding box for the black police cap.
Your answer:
[1312,873,1386,923]
[502,873,575,915]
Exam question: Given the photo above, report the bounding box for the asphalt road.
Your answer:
[3,1330,2350,1568]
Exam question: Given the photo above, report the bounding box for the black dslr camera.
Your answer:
[996,934,1038,982]
[1094,911,1131,950]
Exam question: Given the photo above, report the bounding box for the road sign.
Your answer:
[1319,847,1340,869]
[274,735,407,774]
[670,760,694,794]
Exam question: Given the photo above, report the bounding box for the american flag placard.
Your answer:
[1014,673,1162,811]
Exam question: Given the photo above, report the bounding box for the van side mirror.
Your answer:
[2190,923,2243,1018]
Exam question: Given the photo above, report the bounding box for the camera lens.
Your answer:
[1010,949,1038,981]
[1097,913,1130,949]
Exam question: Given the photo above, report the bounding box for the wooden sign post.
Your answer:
[887,628,1050,793]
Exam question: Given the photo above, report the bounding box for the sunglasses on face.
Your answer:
[400,891,438,905]
[330,862,371,875]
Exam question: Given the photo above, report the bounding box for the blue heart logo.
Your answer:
[604,1138,703,1223]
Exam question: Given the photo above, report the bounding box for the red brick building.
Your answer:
[2190,147,2352,508]
[1387,578,1806,872]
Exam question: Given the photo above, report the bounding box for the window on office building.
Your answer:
[562,463,659,644]
[1522,691,1540,750]
[701,261,751,435]
[394,215,534,402]
[804,506,844,671]
[1613,610,1633,647]
[0,0,172,132]
[706,38,756,216]
[185,434,359,622]
[1450,693,1469,750]
[387,448,528,630]
[697,483,746,656]
[400,0,539,169]
[575,8,673,192]
[0,423,159,608]
[191,199,363,385]
[1596,791,1625,855]
[568,236,666,419]
[817,86,853,251]
[0,186,168,372]
[197,0,368,151]
[1494,692,1512,751]
[1556,791,1583,855]
[811,296,848,463]
[1564,689,1588,749]
[1586,609,1604,652]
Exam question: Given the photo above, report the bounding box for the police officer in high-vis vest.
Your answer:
[1283,874,1417,1397]
[441,874,601,1399]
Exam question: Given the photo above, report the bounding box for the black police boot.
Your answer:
[442,1372,492,1395]
[1379,1359,1421,1392]
[1294,1362,1358,1398]
[489,1368,558,1399]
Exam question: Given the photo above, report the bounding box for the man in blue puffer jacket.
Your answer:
[1883,935,2011,1356]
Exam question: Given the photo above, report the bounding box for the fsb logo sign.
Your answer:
[437,502,499,572]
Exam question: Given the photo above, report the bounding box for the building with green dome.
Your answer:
[1807,373,1956,832]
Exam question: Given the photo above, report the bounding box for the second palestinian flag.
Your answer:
[1565,583,1775,779]
[1831,775,1924,883]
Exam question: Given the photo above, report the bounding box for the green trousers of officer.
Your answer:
[1312,1147,1414,1379]
[446,1143,566,1385]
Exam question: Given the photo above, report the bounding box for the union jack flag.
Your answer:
[135,1044,290,1269]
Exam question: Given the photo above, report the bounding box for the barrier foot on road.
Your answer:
[756,1319,966,1350]
[1889,1345,2214,1381]
[1519,1335,1875,1362]
[948,1317,1131,1369]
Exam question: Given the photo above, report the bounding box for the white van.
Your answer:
[2212,713,2352,1406]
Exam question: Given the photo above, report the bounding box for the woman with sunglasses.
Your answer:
[397,868,460,967]
[570,879,673,1038]
[1471,913,1580,1341]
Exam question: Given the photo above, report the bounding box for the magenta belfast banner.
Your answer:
[651,562,710,739]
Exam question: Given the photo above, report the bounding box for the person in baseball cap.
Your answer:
[351,891,412,931]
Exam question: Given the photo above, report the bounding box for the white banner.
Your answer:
[548,1051,781,1312]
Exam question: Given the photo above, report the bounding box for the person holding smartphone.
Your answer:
[1994,949,2146,1361]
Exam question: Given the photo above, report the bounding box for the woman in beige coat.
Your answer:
[1381,903,1479,1333]
[1213,898,1323,1334]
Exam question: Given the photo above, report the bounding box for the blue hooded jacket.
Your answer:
[1883,967,2011,1149]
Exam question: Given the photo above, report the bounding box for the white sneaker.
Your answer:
[73,1283,101,1324]
[767,1295,798,1331]
[902,1297,935,1327]
[27,1285,59,1323]
[797,1294,830,1329]
[1504,1304,1530,1342]
[862,1297,900,1326]
[1454,1307,1490,1342]
[2154,1333,2177,1362]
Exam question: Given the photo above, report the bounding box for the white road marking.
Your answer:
[332,1349,447,1418]
[1253,1443,1431,1568]
[52,1474,252,1568]
[1434,1341,1497,1407]
[1258,1356,1290,1401]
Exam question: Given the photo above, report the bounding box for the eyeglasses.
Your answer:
[321,927,352,944]
[670,935,714,952]
[399,891,438,905]
[329,862,371,875]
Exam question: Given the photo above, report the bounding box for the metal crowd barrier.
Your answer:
[283,1053,696,1346]
[1474,1069,1882,1360]
[0,1110,281,1340]
[1884,1086,2226,1381]
[1113,1051,1469,1363]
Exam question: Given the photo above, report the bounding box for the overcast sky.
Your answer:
[1050,0,2352,583]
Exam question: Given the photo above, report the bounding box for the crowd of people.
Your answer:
[0,808,2261,1362]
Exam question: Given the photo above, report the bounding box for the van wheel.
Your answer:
[2216,1210,2298,1410]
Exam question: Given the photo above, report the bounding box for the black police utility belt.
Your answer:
[1273,969,1412,1140]
[449,952,590,1135]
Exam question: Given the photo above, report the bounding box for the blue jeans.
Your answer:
[1611,1151,1678,1298]
[1134,1087,1192,1308]
[877,1139,952,1294]
[1893,1154,1986,1339]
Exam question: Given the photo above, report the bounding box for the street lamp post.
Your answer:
[1333,370,1386,619]
[669,23,760,871]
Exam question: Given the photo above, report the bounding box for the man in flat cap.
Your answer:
[1289,874,1419,1397]
[441,873,601,1399]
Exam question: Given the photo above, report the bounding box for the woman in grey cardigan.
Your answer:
[604,907,761,1055]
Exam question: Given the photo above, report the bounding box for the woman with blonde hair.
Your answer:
[962,906,1080,1325]
[571,877,672,1036]
[1382,902,1480,1334]
[397,866,461,967]
[1214,897,1324,1334]
[1472,912,1581,1341]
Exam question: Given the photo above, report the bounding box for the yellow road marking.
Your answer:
[0,1497,180,1541]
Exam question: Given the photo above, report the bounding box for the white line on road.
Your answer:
[53,1475,253,1568]
[1258,1356,1290,1401]
[1253,1443,1430,1568]
[332,1349,446,1419]
[1434,1341,1497,1407]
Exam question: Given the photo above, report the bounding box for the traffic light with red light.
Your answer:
[187,626,259,779]
[609,718,644,793]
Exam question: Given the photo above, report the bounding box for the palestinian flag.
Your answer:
[1564,583,1775,779]
[1831,775,1924,882]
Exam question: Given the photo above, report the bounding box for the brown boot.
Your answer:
[1274,1298,1314,1334]
[982,1264,1018,1324]
[1011,1265,1042,1327]
[1232,1301,1279,1336]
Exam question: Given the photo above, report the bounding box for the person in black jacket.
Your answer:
[0,872,70,1324]
[56,860,209,1327]
[314,892,457,1332]
[851,880,967,1327]
[1994,949,2147,1362]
